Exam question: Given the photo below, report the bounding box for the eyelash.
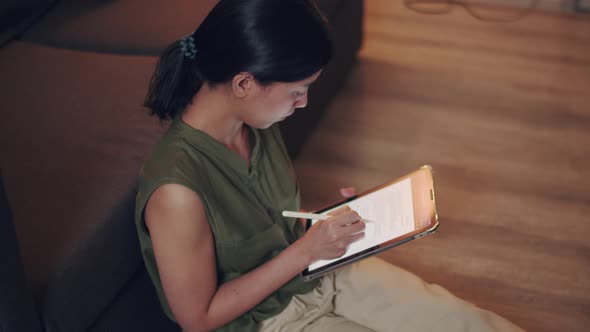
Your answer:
[294,91,305,97]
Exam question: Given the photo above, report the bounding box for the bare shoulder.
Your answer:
[144,183,210,241]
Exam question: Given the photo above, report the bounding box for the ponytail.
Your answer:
[144,40,204,121]
[144,0,332,121]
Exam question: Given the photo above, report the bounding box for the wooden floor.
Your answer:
[294,1,590,331]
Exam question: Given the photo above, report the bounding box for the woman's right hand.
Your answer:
[300,205,366,263]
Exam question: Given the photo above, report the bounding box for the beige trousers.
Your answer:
[259,257,525,332]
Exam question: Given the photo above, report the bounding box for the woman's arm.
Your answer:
[145,183,364,332]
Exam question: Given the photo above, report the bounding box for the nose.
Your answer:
[294,93,308,109]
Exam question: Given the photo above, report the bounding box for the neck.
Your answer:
[180,84,252,166]
[181,83,244,145]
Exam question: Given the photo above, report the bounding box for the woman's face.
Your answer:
[239,70,323,129]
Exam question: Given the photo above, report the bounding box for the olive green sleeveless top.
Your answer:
[135,117,318,331]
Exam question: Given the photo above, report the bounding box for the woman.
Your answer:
[136,0,524,331]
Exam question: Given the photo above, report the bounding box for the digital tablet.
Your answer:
[301,165,439,282]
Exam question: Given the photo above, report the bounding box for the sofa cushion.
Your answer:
[22,0,345,55]
[87,267,180,332]
[0,41,167,295]
[0,0,56,47]
[41,183,174,332]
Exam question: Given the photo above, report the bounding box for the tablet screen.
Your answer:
[308,177,416,271]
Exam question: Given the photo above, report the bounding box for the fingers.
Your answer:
[330,210,361,227]
[330,216,365,241]
[348,232,365,244]
[334,226,366,255]
[346,219,366,235]
[339,186,357,198]
[328,205,351,217]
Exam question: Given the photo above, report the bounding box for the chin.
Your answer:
[249,120,274,129]
[248,115,286,129]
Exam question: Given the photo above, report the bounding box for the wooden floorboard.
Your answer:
[293,2,590,331]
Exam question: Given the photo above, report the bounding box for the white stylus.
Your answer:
[281,211,331,220]
[282,211,373,223]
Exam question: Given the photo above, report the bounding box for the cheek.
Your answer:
[265,93,294,112]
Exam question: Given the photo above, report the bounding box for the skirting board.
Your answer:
[471,0,588,13]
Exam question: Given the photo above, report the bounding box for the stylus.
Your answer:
[281,211,331,220]
[282,211,373,223]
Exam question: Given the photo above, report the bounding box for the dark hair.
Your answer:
[145,0,333,121]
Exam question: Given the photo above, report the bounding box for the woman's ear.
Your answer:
[231,72,256,98]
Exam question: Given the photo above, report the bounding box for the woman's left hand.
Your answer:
[339,187,356,198]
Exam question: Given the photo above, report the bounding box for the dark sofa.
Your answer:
[0,1,363,331]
